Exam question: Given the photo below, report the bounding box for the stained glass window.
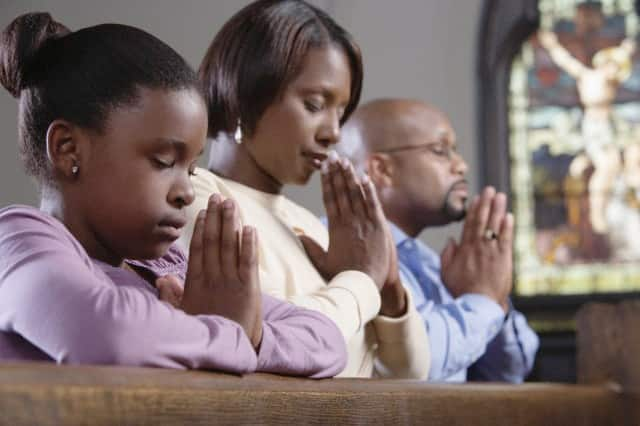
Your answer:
[510,0,640,296]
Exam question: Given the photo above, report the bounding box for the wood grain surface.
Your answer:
[0,362,627,426]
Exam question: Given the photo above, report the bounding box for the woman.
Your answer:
[181,0,430,378]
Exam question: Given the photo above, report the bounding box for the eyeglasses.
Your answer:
[376,141,460,162]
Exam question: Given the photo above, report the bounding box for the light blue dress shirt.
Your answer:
[390,223,539,383]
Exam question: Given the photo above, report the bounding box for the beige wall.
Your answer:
[0,0,482,251]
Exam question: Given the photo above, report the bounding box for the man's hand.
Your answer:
[181,194,263,349]
[299,154,390,290]
[440,187,514,312]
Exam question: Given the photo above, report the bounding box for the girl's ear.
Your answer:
[367,153,394,188]
[46,120,85,179]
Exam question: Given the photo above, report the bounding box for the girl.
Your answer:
[181,0,430,378]
[0,12,347,378]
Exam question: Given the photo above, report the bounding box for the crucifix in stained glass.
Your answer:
[510,0,640,296]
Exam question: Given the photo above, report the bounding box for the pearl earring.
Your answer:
[71,165,79,175]
[234,119,243,145]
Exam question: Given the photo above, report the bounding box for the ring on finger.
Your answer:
[483,228,498,241]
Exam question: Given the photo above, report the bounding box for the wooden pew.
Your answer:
[577,299,640,426]
[0,300,637,425]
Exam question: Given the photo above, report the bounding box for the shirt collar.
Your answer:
[389,221,412,246]
[389,221,440,265]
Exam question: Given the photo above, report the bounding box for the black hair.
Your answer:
[0,12,201,180]
[199,0,363,138]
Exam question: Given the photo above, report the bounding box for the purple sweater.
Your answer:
[0,206,347,378]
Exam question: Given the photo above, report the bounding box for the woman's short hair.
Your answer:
[199,0,363,139]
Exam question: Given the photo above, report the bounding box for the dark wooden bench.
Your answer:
[1,300,638,425]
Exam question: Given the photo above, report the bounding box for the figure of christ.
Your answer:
[539,30,635,233]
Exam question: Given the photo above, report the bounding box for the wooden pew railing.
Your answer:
[1,300,638,425]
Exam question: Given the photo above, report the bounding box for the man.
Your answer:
[338,99,539,382]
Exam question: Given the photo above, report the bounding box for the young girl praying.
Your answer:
[0,12,346,378]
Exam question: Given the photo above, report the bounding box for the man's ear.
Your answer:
[46,120,84,179]
[367,153,394,188]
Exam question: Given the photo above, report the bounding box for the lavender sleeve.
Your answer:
[0,209,258,373]
[256,294,347,378]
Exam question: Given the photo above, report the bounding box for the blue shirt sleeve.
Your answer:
[396,237,538,383]
[402,261,505,382]
[467,307,540,383]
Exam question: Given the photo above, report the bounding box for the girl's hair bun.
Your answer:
[0,12,70,98]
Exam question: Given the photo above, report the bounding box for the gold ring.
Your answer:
[484,229,498,241]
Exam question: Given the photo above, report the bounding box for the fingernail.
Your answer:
[222,199,234,210]
[328,150,339,163]
[340,158,350,169]
[321,160,329,174]
[210,193,222,204]
[197,210,206,220]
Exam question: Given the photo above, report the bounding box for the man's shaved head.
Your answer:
[339,99,450,169]
[339,98,469,236]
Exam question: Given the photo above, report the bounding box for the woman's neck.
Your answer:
[208,136,283,194]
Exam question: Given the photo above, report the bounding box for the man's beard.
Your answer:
[442,185,467,222]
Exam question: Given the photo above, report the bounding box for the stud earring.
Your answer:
[71,165,79,175]
[234,119,243,145]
